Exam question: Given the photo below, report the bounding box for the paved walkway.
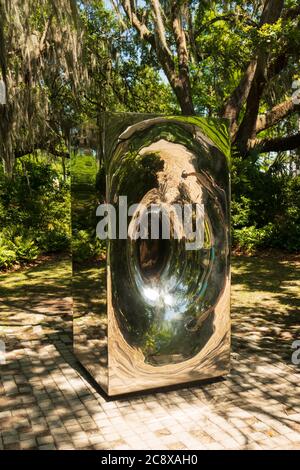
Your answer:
[0,255,299,450]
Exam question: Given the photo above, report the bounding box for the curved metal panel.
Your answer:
[106,115,230,395]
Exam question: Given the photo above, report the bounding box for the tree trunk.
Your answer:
[173,77,195,115]
[2,154,15,177]
[171,2,195,115]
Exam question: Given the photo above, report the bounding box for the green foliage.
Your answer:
[8,229,40,262]
[0,235,17,269]
[233,224,275,255]
[80,2,177,115]
[72,230,105,263]
[0,227,40,268]
[231,155,300,254]
[37,228,70,253]
[0,154,70,269]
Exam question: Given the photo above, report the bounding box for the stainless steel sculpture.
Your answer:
[72,114,231,396]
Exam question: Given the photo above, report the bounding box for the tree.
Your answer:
[111,0,300,157]
[0,0,178,174]
[80,0,177,116]
[1,1,299,174]
[0,0,82,174]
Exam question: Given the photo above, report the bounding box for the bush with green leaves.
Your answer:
[72,230,105,263]
[37,228,70,253]
[231,155,300,254]
[0,154,71,268]
[0,227,40,268]
[11,234,40,262]
[0,235,17,268]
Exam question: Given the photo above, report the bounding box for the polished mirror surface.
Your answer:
[72,114,231,396]
[71,123,108,392]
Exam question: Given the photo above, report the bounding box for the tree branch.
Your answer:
[253,132,300,153]
[224,0,285,145]
[15,145,69,160]
[40,15,54,52]
[110,0,127,30]
[282,5,300,21]
[234,0,286,152]
[120,0,194,114]
[119,1,174,90]
[186,5,199,63]
[256,99,298,133]
[259,0,284,25]
[222,60,257,132]
[146,0,179,97]
[120,0,154,44]
[170,1,194,114]
[150,0,172,57]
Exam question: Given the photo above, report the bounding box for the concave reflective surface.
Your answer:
[107,115,231,388]
[72,114,231,396]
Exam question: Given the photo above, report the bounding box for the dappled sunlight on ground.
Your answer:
[231,256,300,361]
[0,254,299,450]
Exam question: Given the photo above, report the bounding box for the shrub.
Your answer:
[0,235,17,268]
[231,153,300,254]
[0,154,70,269]
[233,223,276,254]
[72,230,105,263]
[37,229,70,253]
[36,220,71,253]
[12,235,40,261]
[0,226,40,263]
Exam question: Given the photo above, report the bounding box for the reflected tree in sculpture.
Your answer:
[72,114,231,396]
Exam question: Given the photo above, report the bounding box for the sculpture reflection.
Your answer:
[109,120,229,371]
[71,123,108,392]
[72,114,231,396]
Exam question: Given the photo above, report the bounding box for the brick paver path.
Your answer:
[0,255,299,450]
